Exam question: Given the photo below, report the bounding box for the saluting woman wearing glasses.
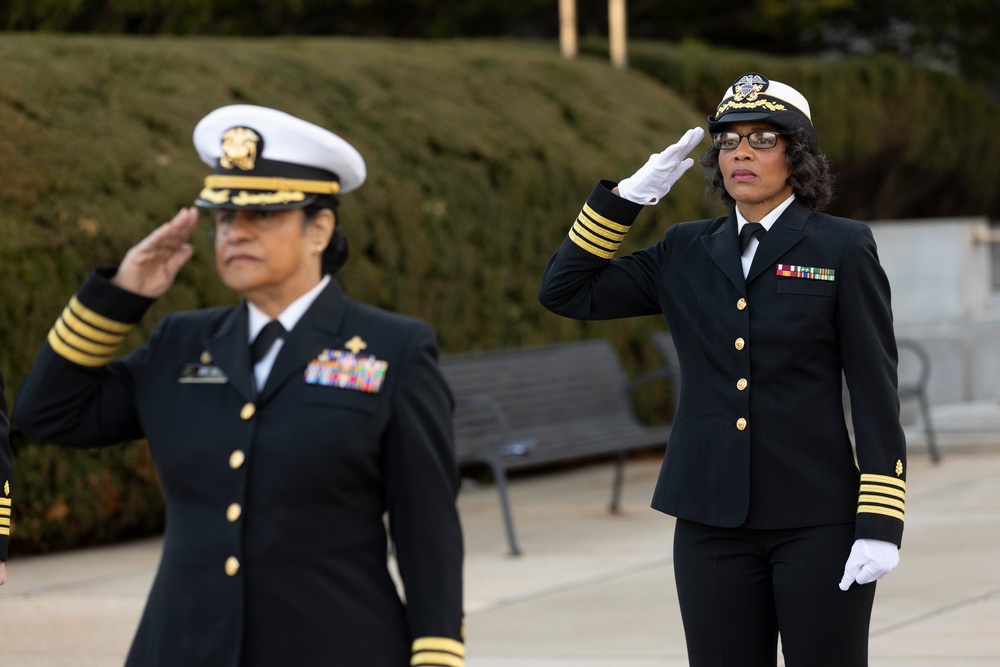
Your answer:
[539,73,906,667]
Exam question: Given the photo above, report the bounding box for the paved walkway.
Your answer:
[2,446,999,666]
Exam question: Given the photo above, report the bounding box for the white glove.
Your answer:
[617,127,705,205]
[839,538,899,591]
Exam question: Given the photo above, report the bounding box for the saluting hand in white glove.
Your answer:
[839,538,900,591]
[617,127,705,205]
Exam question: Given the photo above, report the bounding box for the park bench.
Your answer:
[440,338,673,555]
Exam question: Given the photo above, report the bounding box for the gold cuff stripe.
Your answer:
[69,297,133,334]
[47,295,134,366]
[860,483,905,500]
[860,473,907,491]
[858,494,905,511]
[0,498,10,506]
[54,319,121,356]
[411,652,464,667]
[204,175,341,195]
[572,220,621,250]
[582,203,631,233]
[858,505,905,521]
[0,507,10,515]
[0,518,9,527]
[61,307,128,345]
[412,637,464,656]
[577,211,628,242]
[0,527,9,536]
[569,229,616,259]
[48,329,115,367]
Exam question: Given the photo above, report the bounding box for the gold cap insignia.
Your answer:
[220,127,261,171]
[200,350,213,365]
[345,335,367,354]
[732,73,767,102]
[895,459,904,476]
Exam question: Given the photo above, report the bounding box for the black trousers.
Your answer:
[673,519,876,667]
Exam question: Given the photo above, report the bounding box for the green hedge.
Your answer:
[1,35,996,553]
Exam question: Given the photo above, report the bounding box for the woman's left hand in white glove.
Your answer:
[839,538,900,590]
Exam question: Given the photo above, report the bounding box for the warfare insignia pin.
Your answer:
[305,348,388,394]
[732,73,768,102]
[220,127,261,171]
[344,335,368,355]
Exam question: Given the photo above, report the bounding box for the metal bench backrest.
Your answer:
[441,339,643,465]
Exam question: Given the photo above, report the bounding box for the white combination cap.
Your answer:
[707,73,819,154]
[193,104,366,210]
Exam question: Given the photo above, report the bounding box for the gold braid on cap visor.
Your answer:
[716,96,811,123]
[203,175,342,195]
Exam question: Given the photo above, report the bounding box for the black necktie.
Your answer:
[739,222,766,254]
[250,320,286,364]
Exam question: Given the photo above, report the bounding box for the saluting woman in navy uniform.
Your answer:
[15,105,465,667]
[539,73,906,666]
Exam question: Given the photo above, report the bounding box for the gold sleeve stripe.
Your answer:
[566,202,634,259]
[860,483,905,500]
[48,328,116,367]
[860,473,906,491]
[0,527,9,536]
[0,518,9,527]
[54,319,121,356]
[858,505,905,521]
[61,307,128,345]
[0,506,10,515]
[0,498,10,506]
[858,494,905,511]
[46,294,136,366]
[572,220,621,250]
[411,652,464,667]
[582,203,631,233]
[412,637,464,656]
[69,296,134,334]
[577,211,628,242]
[569,229,616,259]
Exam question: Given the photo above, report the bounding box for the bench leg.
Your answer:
[487,458,522,556]
[917,391,942,464]
[609,451,626,513]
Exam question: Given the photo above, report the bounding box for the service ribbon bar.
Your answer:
[304,349,388,394]
[776,264,835,281]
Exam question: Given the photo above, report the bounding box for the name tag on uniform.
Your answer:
[178,364,229,384]
[304,349,388,394]
[776,264,835,281]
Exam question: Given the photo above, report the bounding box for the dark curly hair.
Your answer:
[303,196,349,275]
[699,127,835,212]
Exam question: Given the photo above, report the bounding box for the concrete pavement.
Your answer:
[2,445,999,666]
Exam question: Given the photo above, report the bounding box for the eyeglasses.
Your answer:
[712,131,783,151]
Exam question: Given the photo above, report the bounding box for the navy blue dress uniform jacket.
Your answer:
[14,269,465,667]
[539,181,907,547]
